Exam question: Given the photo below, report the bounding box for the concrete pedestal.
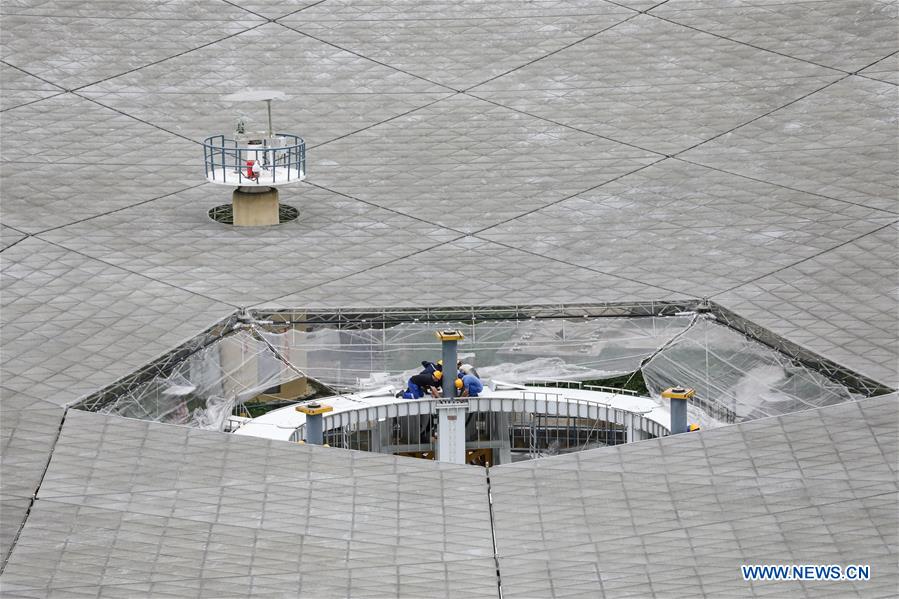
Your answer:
[232,187,279,226]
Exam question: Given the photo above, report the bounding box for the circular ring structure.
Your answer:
[208,203,299,225]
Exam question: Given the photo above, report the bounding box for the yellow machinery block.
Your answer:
[661,386,696,400]
[295,403,333,416]
[435,329,465,341]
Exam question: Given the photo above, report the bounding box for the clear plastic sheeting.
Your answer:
[96,329,301,430]
[90,315,863,432]
[643,318,860,424]
[260,317,694,390]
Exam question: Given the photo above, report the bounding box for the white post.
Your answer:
[435,400,468,464]
[497,412,512,465]
[626,412,635,444]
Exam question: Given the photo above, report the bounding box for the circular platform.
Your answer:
[203,133,305,187]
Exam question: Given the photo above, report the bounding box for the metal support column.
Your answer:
[626,412,636,443]
[662,387,694,435]
[370,419,390,453]
[497,412,512,465]
[265,98,274,139]
[296,403,333,445]
[436,329,465,398]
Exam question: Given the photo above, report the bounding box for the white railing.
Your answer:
[290,393,667,445]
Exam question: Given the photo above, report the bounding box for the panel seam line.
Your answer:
[0,407,69,574]
[485,466,504,599]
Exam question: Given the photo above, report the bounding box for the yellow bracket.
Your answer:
[295,403,333,416]
[435,329,465,341]
[661,387,695,400]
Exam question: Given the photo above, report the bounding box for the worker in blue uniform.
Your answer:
[403,370,443,399]
[460,373,483,398]
[420,359,443,376]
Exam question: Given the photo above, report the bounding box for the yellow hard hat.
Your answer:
[437,359,443,366]
[433,370,443,380]
[455,378,463,389]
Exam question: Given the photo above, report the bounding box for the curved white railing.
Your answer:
[203,133,305,186]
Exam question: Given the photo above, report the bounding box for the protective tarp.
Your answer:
[92,316,862,432]
[260,316,694,390]
[643,318,860,425]
[97,329,301,430]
